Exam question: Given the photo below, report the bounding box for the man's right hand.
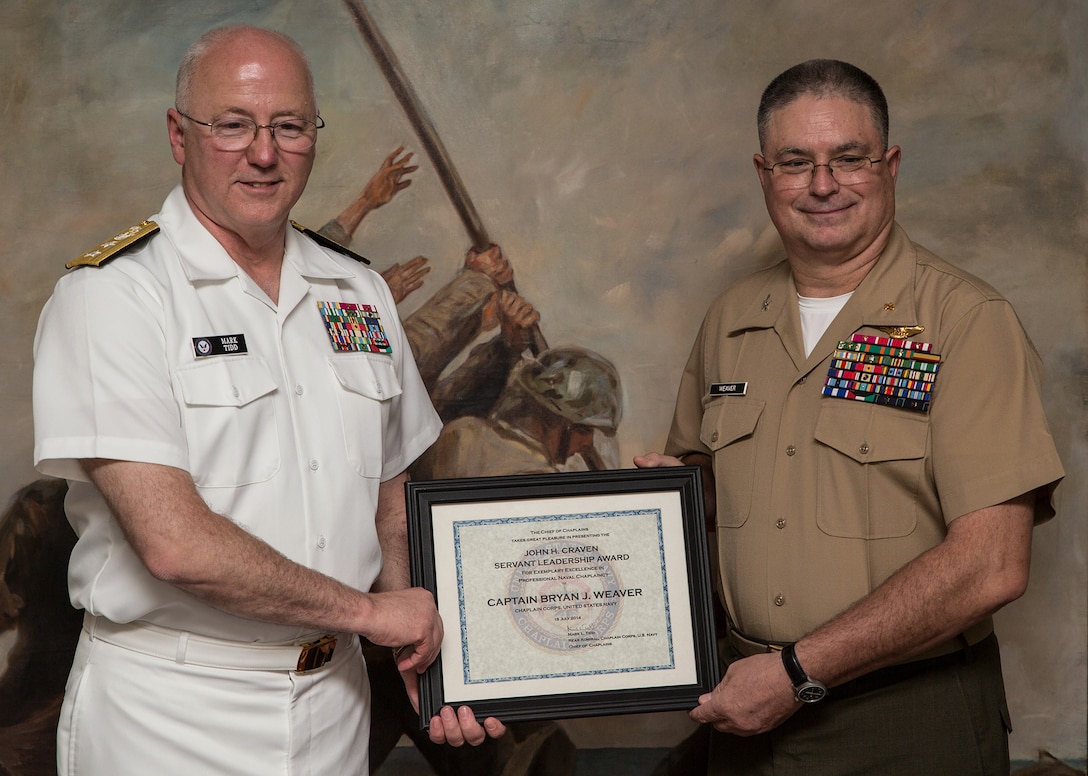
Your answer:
[633,452,685,468]
[362,586,444,675]
[636,452,716,525]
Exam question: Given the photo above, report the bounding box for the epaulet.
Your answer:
[66,220,160,269]
[291,221,370,265]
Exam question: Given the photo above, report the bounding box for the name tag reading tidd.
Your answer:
[192,334,248,357]
[709,382,747,397]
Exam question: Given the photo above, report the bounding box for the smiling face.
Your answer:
[754,94,901,272]
[167,28,317,251]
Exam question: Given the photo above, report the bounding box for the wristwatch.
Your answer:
[781,643,828,703]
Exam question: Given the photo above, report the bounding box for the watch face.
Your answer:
[796,683,828,703]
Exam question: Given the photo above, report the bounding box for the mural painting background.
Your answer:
[1,0,1084,770]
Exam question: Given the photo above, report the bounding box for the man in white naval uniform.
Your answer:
[33,24,504,775]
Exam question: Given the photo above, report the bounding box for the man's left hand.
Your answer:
[690,652,801,736]
[397,661,507,746]
[427,705,507,747]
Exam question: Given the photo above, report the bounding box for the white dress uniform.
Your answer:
[33,185,442,775]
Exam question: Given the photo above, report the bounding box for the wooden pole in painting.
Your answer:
[342,0,548,354]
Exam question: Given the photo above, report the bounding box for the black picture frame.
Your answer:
[405,466,719,727]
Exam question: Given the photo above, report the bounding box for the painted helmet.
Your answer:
[510,346,622,431]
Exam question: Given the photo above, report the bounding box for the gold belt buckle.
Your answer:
[296,634,338,672]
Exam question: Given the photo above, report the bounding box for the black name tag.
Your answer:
[193,334,248,357]
[709,382,747,396]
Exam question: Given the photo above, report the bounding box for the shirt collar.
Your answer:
[157,185,356,283]
[727,222,920,336]
[847,223,920,329]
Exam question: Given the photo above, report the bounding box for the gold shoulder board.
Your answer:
[66,220,160,269]
[291,220,371,265]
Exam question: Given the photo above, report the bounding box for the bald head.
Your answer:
[175,25,315,114]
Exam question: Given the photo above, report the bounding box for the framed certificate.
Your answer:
[404,466,719,726]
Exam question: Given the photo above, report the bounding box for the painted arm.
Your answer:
[324,146,417,240]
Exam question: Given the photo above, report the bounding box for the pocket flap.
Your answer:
[700,397,765,451]
[176,357,278,407]
[814,401,928,463]
[328,355,403,402]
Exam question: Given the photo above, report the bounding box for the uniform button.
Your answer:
[858,442,870,455]
[295,384,304,396]
[711,431,719,443]
[231,385,240,398]
[317,536,327,549]
[798,375,807,384]
[785,445,797,456]
[309,459,319,471]
[375,383,384,397]
[776,518,786,529]
[774,594,785,607]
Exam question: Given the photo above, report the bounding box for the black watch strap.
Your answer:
[781,643,828,703]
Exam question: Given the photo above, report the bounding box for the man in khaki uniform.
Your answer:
[637,59,1064,775]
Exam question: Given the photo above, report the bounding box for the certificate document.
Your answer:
[407,467,718,723]
[431,490,697,702]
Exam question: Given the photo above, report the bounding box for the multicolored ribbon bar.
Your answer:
[824,333,941,413]
[318,301,392,354]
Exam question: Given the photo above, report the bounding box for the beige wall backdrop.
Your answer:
[2,0,1084,762]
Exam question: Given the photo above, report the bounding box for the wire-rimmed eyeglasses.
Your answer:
[176,109,325,152]
[762,154,884,188]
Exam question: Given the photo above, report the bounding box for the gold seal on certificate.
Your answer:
[406,467,719,725]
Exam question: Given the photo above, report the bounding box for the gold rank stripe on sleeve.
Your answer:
[66,220,160,269]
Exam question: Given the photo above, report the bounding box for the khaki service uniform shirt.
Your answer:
[666,223,1064,647]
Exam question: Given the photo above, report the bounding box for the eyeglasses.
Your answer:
[176,110,325,152]
[762,154,884,188]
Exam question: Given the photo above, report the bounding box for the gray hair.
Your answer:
[175,25,315,114]
[757,59,889,152]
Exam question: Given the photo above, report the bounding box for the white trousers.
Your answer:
[57,627,370,775]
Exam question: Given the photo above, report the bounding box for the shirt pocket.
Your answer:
[814,401,928,538]
[699,397,765,529]
[329,355,403,478]
[175,357,280,487]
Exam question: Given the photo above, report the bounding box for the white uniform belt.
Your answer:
[83,613,343,672]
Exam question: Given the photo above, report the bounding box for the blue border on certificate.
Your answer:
[453,509,675,685]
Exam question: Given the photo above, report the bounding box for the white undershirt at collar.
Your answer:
[797,291,853,357]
